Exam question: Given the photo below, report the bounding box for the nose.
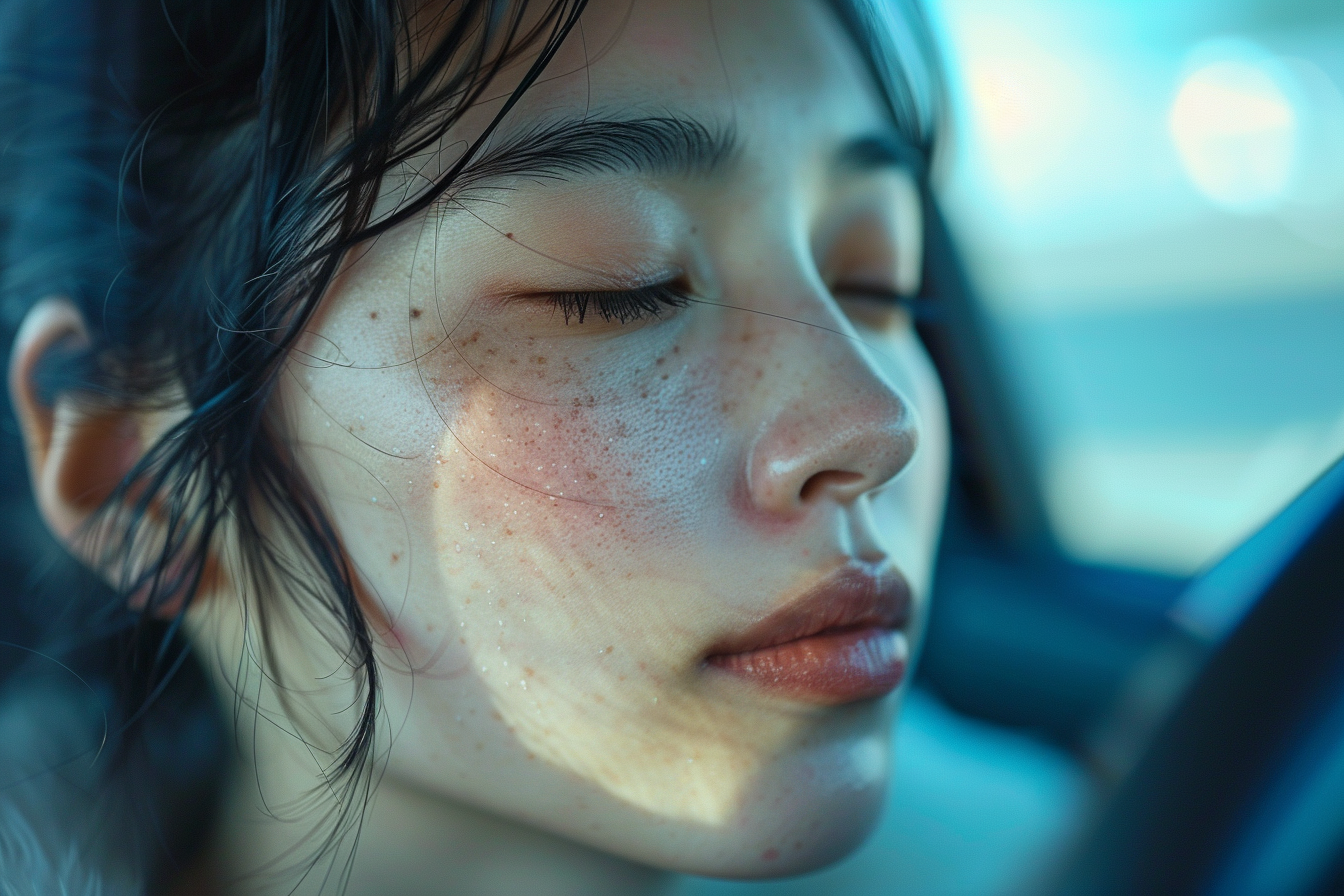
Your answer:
[745,352,918,518]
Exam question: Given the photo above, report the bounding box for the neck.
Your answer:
[210,750,675,896]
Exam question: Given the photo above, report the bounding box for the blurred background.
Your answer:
[685,0,1344,894]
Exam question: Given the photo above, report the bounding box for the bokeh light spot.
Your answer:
[1170,42,1299,214]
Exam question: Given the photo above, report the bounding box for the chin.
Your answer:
[655,717,896,880]
[674,775,889,881]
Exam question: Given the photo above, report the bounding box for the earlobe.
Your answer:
[8,296,142,545]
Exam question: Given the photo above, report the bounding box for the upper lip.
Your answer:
[705,562,913,659]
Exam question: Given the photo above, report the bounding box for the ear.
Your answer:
[9,296,144,552]
[11,297,229,614]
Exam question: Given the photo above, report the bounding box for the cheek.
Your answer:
[370,333,817,825]
[286,308,738,636]
[429,329,730,562]
[291,320,732,693]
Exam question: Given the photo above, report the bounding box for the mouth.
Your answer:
[704,563,913,705]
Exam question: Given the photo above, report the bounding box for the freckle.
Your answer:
[594,694,605,703]
[660,374,668,380]
[655,356,665,365]
[505,232,514,239]
[369,311,378,319]
[762,848,779,861]
[672,345,680,354]
[410,307,422,318]
[603,645,613,654]
[640,392,648,399]
[524,667,535,677]
[390,553,399,563]
[433,481,440,488]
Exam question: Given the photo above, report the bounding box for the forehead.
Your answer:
[490,0,890,153]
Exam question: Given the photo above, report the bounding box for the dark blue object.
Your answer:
[1050,453,1344,896]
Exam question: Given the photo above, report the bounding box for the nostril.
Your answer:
[798,470,865,505]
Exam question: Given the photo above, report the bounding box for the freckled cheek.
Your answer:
[437,399,676,565]
[439,339,727,500]
[380,328,736,590]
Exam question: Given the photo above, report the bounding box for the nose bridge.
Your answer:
[734,267,920,517]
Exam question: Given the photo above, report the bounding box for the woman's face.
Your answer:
[254,0,947,878]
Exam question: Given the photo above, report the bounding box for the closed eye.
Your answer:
[548,280,693,325]
[833,284,935,327]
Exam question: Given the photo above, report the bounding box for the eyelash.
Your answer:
[548,281,693,325]
[544,283,932,328]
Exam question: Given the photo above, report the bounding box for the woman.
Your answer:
[1,0,950,892]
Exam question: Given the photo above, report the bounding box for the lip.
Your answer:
[704,563,913,705]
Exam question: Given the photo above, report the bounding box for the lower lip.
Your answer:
[707,627,908,705]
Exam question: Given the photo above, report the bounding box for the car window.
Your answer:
[927,0,1344,576]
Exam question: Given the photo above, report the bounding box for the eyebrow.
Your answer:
[453,115,741,190]
[447,114,920,194]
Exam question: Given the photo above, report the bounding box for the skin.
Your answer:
[10,1,949,893]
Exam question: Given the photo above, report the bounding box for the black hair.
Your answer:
[0,0,944,890]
